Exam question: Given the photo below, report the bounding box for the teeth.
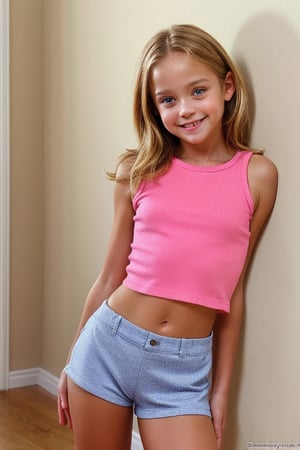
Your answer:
[182,117,206,128]
[183,120,201,128]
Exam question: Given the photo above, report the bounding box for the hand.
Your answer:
[209,391,228,449]
[57,370,72,428]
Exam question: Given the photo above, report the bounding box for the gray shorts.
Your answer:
[65,300,213,419]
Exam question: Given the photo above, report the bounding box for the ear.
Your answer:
[224,71,235,101]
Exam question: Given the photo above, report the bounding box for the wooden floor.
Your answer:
[0,385,74,449]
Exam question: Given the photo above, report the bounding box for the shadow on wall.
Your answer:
[221,11,300,450]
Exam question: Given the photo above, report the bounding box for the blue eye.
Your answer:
[194,88,206,96]
[161,97,175,104]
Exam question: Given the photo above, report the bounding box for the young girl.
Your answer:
[58,24,277,450]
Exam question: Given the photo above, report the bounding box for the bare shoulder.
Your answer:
[249,153,278,182]
[248,153,278,211]
[113,161,133,204]
[115,161,132,181]
[114,150,137,182]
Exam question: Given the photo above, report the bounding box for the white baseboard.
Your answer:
[8,368,144,449]
[8,367,59,396]
[131,431,143,450]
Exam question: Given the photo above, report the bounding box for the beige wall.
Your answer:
[10,0,300,448]
[10,0,44,370]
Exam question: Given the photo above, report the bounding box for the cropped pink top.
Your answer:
[123,151,254,313]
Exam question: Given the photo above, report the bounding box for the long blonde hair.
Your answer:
[109,24,252,193]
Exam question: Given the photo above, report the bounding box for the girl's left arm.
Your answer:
[210,154,278,448]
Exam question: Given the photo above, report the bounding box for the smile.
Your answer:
[180,117,206,128]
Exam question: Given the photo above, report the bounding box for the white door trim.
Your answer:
[0,0,10,390]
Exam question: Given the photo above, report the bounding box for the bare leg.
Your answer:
[68,378,133,450]
[138,415,218,450]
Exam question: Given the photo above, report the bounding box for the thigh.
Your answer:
[138,415,218,450]
[68,378,133,450]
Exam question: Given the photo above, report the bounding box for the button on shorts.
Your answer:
[65,300,213,419]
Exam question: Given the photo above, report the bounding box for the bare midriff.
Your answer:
[108,285,218,339]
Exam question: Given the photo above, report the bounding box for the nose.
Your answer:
[179,98,195,118]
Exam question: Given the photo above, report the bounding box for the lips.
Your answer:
[180,117,206,128]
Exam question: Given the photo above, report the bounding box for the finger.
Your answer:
[57,398,68,426]
[216,434,222,449]
[64,407,73,429]
[212,418,223,449]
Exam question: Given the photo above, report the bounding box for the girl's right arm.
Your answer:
[57,173,135,427]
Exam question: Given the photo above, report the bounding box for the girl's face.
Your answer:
[150,52,234,156]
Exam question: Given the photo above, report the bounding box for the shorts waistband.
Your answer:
[96,300,213,356]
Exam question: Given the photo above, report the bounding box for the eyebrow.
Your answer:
[154,78,210,97]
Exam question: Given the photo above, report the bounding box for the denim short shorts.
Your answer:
[64,300,213,419]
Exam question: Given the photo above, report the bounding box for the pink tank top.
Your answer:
[123,151,254,313]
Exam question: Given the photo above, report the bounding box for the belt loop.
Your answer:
[179,338,186,357]
[110,313,122,335]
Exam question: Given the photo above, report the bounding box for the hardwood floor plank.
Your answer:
[0,386,74,449]
[0,423,42,449]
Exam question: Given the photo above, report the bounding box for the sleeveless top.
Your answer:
[123,151,254,313]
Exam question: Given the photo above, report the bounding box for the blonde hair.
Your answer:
[109,24,252,193]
